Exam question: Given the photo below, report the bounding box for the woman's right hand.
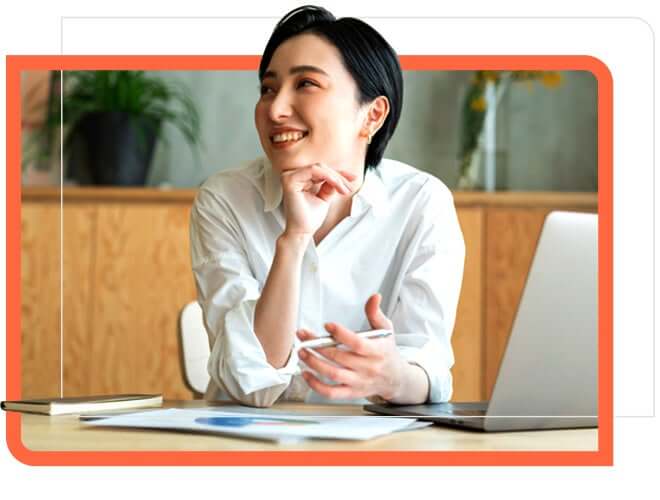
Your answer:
[280,163,357,237]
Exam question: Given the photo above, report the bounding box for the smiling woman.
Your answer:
[255,35,389,175]
[189,5,465,408]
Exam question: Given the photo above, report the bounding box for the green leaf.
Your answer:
[43,70,202,164]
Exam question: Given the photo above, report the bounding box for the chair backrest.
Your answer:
[179,301,211,394]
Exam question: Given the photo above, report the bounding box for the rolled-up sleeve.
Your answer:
[189,189,294,407]
[390,181,465,403]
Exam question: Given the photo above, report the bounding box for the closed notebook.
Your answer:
[0,394,163,415]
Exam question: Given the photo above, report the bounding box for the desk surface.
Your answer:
[20,400,598,452]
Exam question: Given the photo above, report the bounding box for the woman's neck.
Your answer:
[313,163,365,246]
[313,192,353,246]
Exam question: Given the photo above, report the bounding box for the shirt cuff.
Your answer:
[398,347,453,402]
[211,299,295,406]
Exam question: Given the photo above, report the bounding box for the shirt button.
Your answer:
[310,263,318,273]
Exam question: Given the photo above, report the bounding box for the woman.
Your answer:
[190,5,465,408]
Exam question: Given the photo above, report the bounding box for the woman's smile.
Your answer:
[270,129,309,149]
[255,33,369,172]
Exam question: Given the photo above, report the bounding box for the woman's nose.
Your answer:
[268,89,293,122]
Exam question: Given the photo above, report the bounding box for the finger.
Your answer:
[283,164,352,195]
[324,322,379,357]
[298,348,361,387]
[279,169,300,184]
[364,293,394,330]
[303,179,325,195]
[280,168,325,192]
[316,181,339,202]
[296,330,342,356]
[285,173,318,193]
[309,164,352,194]
[296,328,317,342]
[338,170,358,182]
[301,371,359,400]
[315,346,374,372]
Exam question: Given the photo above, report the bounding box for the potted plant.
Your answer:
[46,70,201,186]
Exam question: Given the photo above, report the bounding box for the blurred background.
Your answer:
[19,68,598,403]
[21,69,597,192]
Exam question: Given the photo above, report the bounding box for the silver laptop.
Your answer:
[365,211,598,431]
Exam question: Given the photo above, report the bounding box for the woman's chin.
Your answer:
[268,154,312,172]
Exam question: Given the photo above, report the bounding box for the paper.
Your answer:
[82,407,428,443]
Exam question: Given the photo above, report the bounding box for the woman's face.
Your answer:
[255,33,368,173]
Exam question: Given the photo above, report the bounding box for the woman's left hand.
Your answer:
[296,294,408,401]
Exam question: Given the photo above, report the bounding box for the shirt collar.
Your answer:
[353,166,387,217]
[261,158,387,217]
[262,157,283,213]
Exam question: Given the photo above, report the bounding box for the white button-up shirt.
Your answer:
[190,157,465,407]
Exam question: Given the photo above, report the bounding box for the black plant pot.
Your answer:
[67,111,160,186]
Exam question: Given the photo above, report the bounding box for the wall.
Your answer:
[147,70,597,191]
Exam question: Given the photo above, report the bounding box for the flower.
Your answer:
[470,96,487,112]
[541,72,563,88]
[458,70,564,189]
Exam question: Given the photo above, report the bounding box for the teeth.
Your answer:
[272,131,305,143]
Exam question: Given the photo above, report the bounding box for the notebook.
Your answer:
[1,394,163,415]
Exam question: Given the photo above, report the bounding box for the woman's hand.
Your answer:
[280,163,357,237]
[296,294,409,401]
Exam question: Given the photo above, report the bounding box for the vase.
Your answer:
[458,78,511,191]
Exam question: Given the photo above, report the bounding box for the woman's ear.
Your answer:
[362,96,390,138]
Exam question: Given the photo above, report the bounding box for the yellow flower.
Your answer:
[541,72,562,88]
[484,71,500,82]
[470,96,487,112]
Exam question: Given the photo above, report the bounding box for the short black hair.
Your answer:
[259,5,403,171]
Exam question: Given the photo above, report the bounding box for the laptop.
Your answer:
[365,211,598,432]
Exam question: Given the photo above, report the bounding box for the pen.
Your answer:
[297,329,393,350]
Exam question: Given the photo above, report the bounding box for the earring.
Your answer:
[367,132,373,145]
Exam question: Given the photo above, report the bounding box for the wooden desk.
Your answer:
[20,400,598,452]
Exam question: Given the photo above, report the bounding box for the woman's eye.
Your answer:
[297,79,316,89]
[259,85,274,96]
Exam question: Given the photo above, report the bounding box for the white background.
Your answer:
[1,0,658,497]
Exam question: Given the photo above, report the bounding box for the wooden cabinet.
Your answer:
[21,189,197,401]
[20,188,597,401]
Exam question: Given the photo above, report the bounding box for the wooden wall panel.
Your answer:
[61,204,96,396]
[90,204,196,399]
[484,206,598,399]
[21,204,61,397]
[484,208,556,399]
[451,208,484,401]
[148,205,199,399]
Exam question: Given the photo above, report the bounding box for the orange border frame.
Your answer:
[5,55,613,466]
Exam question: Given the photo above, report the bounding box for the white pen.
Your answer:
[297,329,393,350]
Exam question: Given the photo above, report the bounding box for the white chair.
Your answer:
[179,301,211,395]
